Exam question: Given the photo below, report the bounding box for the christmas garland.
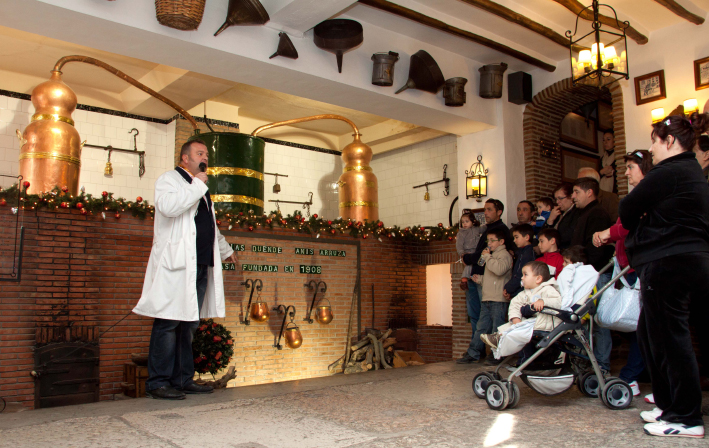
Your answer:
[0,182,459,242]
[193,318,234,376]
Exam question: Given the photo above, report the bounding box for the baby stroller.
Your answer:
[471,261,633,411]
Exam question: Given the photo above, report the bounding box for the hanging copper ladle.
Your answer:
[240,278,268,325]
[273,305,303,349]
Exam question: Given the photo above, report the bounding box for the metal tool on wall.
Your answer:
[395,50,445,94]
[86,129,146,179]
[270,32,298,59]
[268,192,313,216]
[273,305,302,349]
[239,278,268,325]
[412,164,450,199]
[303,280,331,324]
[214,0,270,36]
[0,174,25,283]
[313,19,364,73]
[264,171,288,193]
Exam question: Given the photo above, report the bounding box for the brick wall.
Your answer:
[417,325,452,363]
[523,78,628,200]
[0,207,463,409]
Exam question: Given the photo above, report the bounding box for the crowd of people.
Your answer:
[456,113,709,439]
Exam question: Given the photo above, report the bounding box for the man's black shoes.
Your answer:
[146,385,186,400]
[178,382,214,394]
[456,353,477,364]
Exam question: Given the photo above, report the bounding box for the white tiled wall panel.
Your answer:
[371,135,458,227]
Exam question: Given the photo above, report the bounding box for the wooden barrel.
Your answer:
[191,132,265,214]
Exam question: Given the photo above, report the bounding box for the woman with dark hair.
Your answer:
[544,182,578,250]
[593,150,653,397]
[619,113,709,438]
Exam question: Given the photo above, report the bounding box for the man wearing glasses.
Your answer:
[544,182,579,250]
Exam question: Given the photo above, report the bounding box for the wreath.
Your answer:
[192,318,234,376]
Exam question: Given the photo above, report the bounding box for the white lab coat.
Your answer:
[133,169,234,321]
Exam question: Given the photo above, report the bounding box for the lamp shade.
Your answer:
[651,108,665,123]
[684,99,699,115]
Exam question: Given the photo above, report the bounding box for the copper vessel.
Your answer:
[20,71,82,195]
[315,299,333,325]
[251,114,378,221]
[249,301,270,322]
[284,322,303,349]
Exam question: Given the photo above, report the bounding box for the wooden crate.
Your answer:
[122,362,148,398]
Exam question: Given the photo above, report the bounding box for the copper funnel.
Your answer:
[214,0,270,36]
[250,301,270,322]
[315,303,333,325]
[284,323,303,349]
[313,19,363,73]
[395,50,445,94]
[270,32,298,59]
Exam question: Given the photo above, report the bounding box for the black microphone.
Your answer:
[199,162,207,172]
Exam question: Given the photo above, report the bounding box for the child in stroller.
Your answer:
[471,259,634,411]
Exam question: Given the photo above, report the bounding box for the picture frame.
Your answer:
[634,70,666,105]
[694,56,709,91]
[560,112,597,151]
[561,149,600,183]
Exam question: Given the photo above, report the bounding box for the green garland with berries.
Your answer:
[0,182,459,242]
[193,319,234,376]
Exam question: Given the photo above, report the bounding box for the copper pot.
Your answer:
[315,299,333,324]
[284,322,303,349]
[250,301,270,322]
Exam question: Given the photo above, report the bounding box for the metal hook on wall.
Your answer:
[273,305,302,349]
[129,128,139,150]
[239,278,266,325]
[303,280,328,324]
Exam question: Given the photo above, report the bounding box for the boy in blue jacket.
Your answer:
[503,224,536,301]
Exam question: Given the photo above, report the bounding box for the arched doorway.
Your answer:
[523,78,627,199]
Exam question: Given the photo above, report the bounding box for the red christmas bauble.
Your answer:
[448,236,453,241]
[80,209,88,215]
[331,229,336,234]
[357,221,362,227]
[60,202,67,208]
[213,335,222,342]
[420,227,425,232]
[438,223,443,227]
[313,214,318,219]
[115,213,121,219]
[61,186,69,193]
[328,220,332,225]
[248,226,254,231]
[266,219,272,224]
[136,196,143,203]
[101,191,108,197]
[0,199,6,206]
[239,212,244,216]
[281,220,287,225]
[22,181,30,189]
[377,222,383,227]
[216,220,222,226]
[76,203,83,209]
[362,234,368,239]
[404,227,410,232]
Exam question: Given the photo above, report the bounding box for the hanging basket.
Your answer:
[155,0,206,31]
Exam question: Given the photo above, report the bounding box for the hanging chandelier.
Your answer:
[567,0,629,89]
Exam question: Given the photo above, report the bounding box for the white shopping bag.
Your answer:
[595,260,641,332]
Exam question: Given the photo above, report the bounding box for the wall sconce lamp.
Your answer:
[465,156,488,202]
[651,108,665,124]
[303,280,332,324]
[239,278,268,325]
[412,164,450,201]
[273,305,303,349]
[684,99,699,116]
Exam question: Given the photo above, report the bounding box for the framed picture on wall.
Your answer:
[461,208,485,227]
[695,56,709,91]
[634,70,666,105]
[561,149,600,183]
[560,113,597,151]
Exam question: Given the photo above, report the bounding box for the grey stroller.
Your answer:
[471,261,634,411]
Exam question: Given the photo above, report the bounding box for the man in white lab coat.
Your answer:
[133,138,237,400]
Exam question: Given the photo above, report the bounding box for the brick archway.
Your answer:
[523,78,627,199]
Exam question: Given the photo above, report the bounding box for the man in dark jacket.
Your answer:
[571,177,614,373]
[457,198,511,364]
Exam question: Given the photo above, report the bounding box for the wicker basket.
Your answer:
[155,0,206,31]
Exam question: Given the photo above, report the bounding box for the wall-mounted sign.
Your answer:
[295,248,314,255]
[243,264,279,272]
[320,249,346,257]
[222,263,236,270]
[251,245,283,254]
[230,244,246,251]
[300,265,322,274]
[285,266,294,273]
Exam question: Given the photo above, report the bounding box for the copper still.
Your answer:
[20,56,198,196]
[249,301,270,322]
[251,115,378,221]
[283,322,303,349]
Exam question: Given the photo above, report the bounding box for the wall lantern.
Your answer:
[568,1,629,89]
[684,99,699,116]
[466,155,488,202]
[651,108,665,124]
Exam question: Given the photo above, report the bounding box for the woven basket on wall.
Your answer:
[155,0,206,31]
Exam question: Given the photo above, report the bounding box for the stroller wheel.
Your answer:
[507,381,521,409]
[485,380,510,411]
[578,371,600,398]
[472,372,494,399]
[601,379,633,410]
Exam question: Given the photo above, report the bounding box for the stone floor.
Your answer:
[1,361,707,448]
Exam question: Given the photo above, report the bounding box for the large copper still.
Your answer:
[251,115,378,221]
[20,56,198,196]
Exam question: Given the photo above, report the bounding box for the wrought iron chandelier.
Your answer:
[567,0,630,88]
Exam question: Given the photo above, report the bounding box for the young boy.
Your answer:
[481,261,562,349]
[561,245,587,268]
[536,228,564,279]
[468,228,513,362]
[534,197,555,233]
[504,224,536,300]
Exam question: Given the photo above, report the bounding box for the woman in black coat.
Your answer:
[619,112,709,439]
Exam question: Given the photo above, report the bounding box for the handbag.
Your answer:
[595,259,641,332]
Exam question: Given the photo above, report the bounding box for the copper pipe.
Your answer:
[53,55,199,129]
[251,114,360,137]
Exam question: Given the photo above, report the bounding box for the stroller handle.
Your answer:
[596,261,614,277]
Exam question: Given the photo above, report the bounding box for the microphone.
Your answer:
[199,162,207,172]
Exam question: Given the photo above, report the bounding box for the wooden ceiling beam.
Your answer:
[653,0,705,25]
[552,0,649,45]
[358,0,556,72]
